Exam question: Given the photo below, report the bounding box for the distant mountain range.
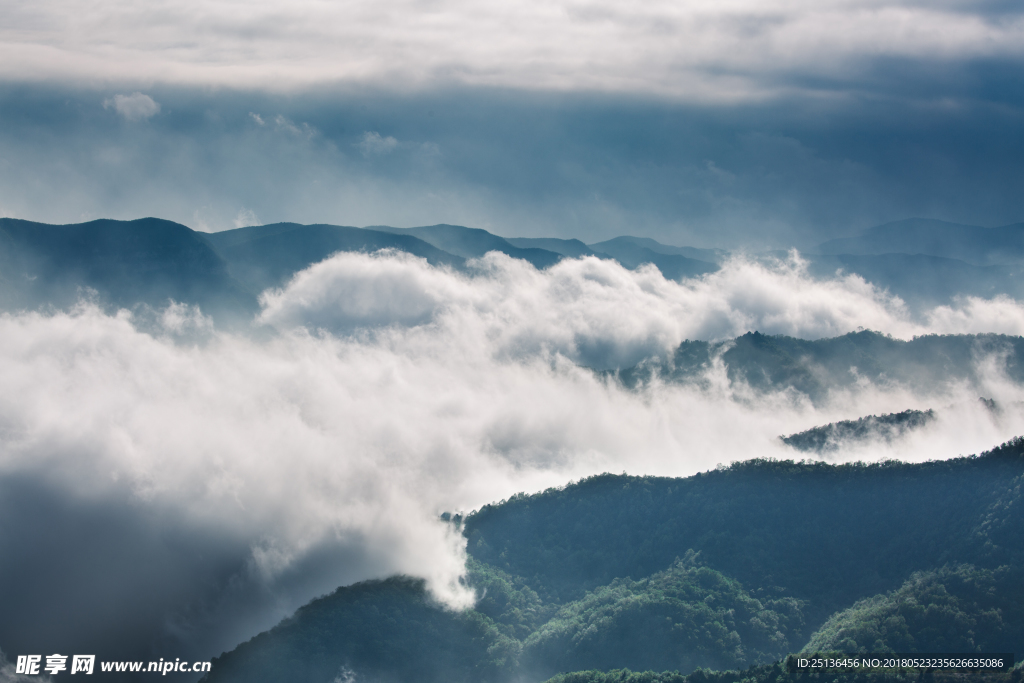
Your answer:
[817,217,1024,266]
[203,222,466,295]
[5,216,1024,323]
[0,218,723,322]
[806,217,1024,306]
[0,217,257,323]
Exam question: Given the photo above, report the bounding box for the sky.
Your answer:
[0,0,1023,247]
[3,0,1024,678]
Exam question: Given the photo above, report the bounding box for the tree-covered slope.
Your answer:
[620,330,1024,403]
[203,576,520,683]
[465,440,1024,618]
[780,410,936,453]
[544,662,1021,683]
[521,561,805,679]
[205,441,1024,683]
[806,564,1024,655]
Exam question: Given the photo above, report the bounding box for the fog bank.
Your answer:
[2,251,1023,667]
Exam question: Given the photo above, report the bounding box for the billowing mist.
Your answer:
[3,251,1024,668]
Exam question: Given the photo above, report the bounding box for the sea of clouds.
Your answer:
[3,250,1024,671]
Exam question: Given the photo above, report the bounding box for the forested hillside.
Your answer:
[781,410,936,453]
[204,439,1024,683]
[545,662,1022,683]
[807,564,1024,655]
[619,330,1024,402]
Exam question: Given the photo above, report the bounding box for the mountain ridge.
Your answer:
[204,439,1024,682]
[818,218,1024,266]
[619,330,1024,403]
[0,216,258,321]
[8,216,1024,324]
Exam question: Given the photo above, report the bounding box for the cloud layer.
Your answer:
[2,0,1023,100]
[103,92,160,121]
[3,251,1024,667]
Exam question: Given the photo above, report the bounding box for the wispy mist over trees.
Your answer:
[206,440,1024,682]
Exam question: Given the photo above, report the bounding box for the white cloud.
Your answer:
[103,92,161,121]
[0,651,36,683]
[273,114,317,138]
[358,131,399,157]
[234,208,260,228]
[2,0,1021,100]
[260,250,1024,365]
[3,252,1024,662]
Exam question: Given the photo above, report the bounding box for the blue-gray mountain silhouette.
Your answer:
[204,222,466,293]
[370,224,563,269]
[818,218,1024,266]
[0,217,257,322]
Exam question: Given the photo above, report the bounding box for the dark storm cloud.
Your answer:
[0,81,1022,247]
[0,473,425,672]
[0,475,249,662]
